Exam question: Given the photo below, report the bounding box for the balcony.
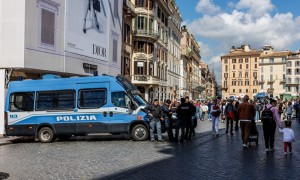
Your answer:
[133,29,160,40]
[123,0,136,16]
[132,75,160,85]
[259,80,265,84]
[280,79,286,84]
[267,80,275,84]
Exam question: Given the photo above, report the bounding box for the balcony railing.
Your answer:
[132,75,160,85]
[133,29,160,39]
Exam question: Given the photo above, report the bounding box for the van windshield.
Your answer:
[133,94,148,106]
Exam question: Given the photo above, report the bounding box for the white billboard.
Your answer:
[65,0,121,62]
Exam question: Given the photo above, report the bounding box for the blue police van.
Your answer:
[5,74,150,142]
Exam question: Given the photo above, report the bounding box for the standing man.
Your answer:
[207,100,213,121]
[211,99,221,137]
[144,99,164,142]
[261,99,282,152]
[161,99,175,142]
[237,95,256,148]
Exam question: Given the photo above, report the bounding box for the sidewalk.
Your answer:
[0,135,21,146]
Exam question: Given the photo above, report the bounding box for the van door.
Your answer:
[76,88,109,134]
[109,92,133,133]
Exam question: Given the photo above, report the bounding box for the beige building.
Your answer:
[122,0,136,81]
[259,45,291,99]
[166,0,182,101]
[221,45,261,99]
[180,26,203,99]
[131,0,170,102]
[285,51,300,99]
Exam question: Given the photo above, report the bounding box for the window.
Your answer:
[224,59,228,64]
[261,75,264,81]
[36,90,75,110]
[225,65,228,72]
[239,72,242,78]
[239,58,243,63]
[78,89,106,108]
[137,16,147,30]
[232,59,236,63]
[233,65,235,69]
[245,72,248,78]
[157,7,161,18]
[233,89,235,93]
[295,78,300,84]
[253,72,257,78]
[287,87,291,92]
[245,58,249,63]
[255,58,257,62]
[111,92,131,108]
[287,61,292,67]
[240,64,242,69]
[270,66,273,73]
[296,69,300,75]
[287,69,292,75]
[137,0,145,7]
[122,56,130,76]
[287,78,292,84]
[296,61,300,66]
[253,89,257,93]
[149,62,154,76]
[41,8,55,47]
[246,89,248,93]
[261,66,264,73]
[270,58,274,63]
[246,64,249,69]
[255,64,257,69]
[233,72,235,77]
[123,23,130,43]
[239,89,242,93]
[9,92,34,112]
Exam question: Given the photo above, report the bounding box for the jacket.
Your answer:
[144,104,163,120]
[237,102,255,121]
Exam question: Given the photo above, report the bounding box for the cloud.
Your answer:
[197,41,212,58]
[187,5,300,52]
[235,0,274,17]
[195,0,221,15]
[205,55,223,85]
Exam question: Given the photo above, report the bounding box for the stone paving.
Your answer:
[2,119,299,179]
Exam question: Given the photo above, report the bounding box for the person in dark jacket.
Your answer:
[161,99,175,142]
[225,99,236,135]
[175,98,186,142]
[234,101,240,131]
[144,99,164,142]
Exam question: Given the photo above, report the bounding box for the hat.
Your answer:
[165,99,171,104]
[153,99,159,102]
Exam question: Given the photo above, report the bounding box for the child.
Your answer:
[279,121,295,155]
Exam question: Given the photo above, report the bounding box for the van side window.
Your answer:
[9,92,34,112]
[78,89,106,108]
[111,92,130,108]
[36,90,75,110]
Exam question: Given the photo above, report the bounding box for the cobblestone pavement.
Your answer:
[2,119,300,179]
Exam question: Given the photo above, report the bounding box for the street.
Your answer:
[1,120,300,179]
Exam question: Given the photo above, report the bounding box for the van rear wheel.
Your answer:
[38,127,56,143]
[132,124,148,141]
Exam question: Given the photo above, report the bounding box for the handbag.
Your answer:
[227,111,235,120]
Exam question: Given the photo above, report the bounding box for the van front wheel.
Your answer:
[38,127,56,143]
[132,124,148,141]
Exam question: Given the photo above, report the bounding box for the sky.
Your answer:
[175,0,300,84]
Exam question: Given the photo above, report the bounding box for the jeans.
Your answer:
[208,113,212,120]
[226,117,233,133]
[150,120,162,141]
[240,121,252,144]
[175,119,185,141]
[255,110,260,121]
[287,113,292,121]
[165,118,174,141]
[262,119,276,149]
[211,115,219,134]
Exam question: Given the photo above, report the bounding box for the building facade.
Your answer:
[259,45,291,99]
[0,0,123,134]
[221,45,261,99]
[130,0,170,102]
[121,0,136,81]
[166,1,182,101]
[285,51,300,99]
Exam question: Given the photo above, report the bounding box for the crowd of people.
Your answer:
[144,95,297,155]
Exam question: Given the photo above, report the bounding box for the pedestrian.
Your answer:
[211,99,221,137]
[255,101,261,122]
[201,102,208,121]
[220,101,226,123]
[261,99,282,152]
[237,95,255,148]
[144,99,164,142]
[286,102,293,121]
[207,100,213,121]
[279,121,295,155]
[175,98,186,142]
[234,101,240,131]
[278,102,284,120]
[225,99,236,135]
[161,99,175,142]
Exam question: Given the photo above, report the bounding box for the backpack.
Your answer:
[261,106,273,122]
